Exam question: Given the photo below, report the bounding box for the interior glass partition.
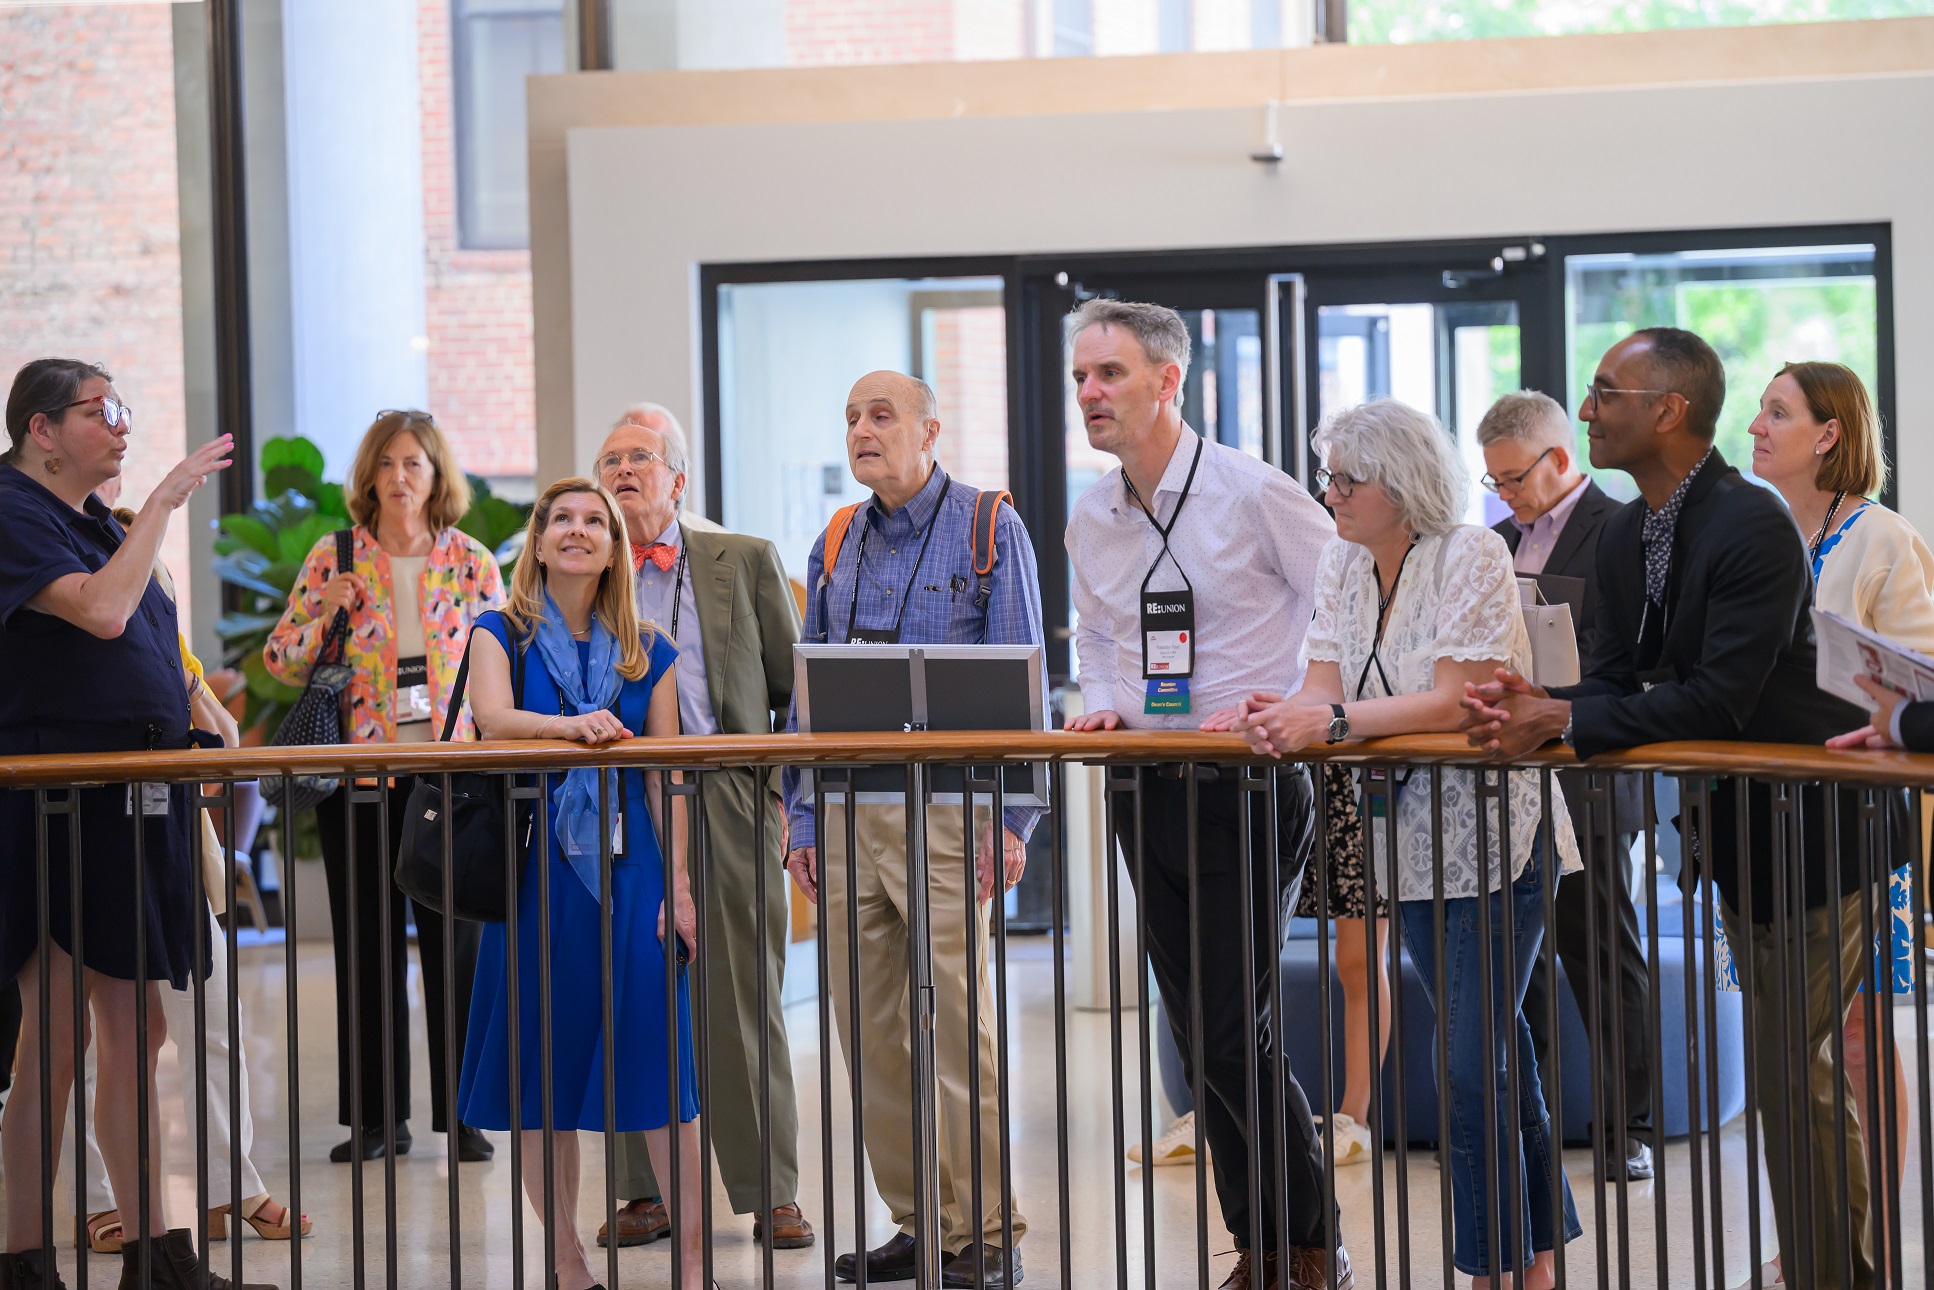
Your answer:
[715,274,1008,579]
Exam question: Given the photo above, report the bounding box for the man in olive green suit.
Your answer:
[593,403,813,1250]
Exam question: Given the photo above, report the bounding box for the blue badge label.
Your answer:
[1144,676,1191,715]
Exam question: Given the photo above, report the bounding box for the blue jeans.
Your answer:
[1397,858,1581,1277]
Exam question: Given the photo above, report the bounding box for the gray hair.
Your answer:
[615,402,690,509]
[1067,298,1192,406]
[1474,390,1573,452]
[1314,399,1468,536]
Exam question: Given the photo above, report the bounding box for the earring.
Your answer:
[42,457,61,476]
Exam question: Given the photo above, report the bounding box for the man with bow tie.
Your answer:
[591,402,814,1252]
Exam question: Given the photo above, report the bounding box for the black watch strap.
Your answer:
[1326,703,1348,744]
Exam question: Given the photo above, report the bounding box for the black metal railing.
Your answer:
[1,732,1926,1289]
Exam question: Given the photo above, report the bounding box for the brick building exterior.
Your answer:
[0,4,191,628]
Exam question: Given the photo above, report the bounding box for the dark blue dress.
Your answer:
[0,467,201,989]
[457,611,699,1132]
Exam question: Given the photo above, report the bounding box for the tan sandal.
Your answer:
[80,1209,125,1254]
[209,1195,313,1241]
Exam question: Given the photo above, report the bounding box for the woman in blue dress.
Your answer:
[457,478,702,1290]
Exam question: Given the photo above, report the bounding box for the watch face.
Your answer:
[1328,717,1348,742]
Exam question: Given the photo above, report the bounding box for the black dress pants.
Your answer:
[317,780,479,1132]
[1522,831,1652,1141]
[1110,764,1333,1254]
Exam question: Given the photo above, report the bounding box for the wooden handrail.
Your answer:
[0,731,1930,789]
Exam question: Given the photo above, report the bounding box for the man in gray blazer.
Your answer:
[593,403,813,1250]
[1479,390,1654,1182]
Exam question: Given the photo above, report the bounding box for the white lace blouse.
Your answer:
[1303,526,1582,902]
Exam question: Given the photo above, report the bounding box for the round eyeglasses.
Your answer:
[1313,467,1360,498]
[598,448,667,475]
[59,395,133,429]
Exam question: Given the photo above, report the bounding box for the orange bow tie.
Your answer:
[632,542,677,572]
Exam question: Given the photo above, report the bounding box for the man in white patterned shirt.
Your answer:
[1062,299,1351,1290]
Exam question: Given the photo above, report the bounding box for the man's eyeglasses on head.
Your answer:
[1480,445,1556,494]
[598,448,666,475]
[1581,385,1670,416]
[1313,467,1361,498]
[59,396,133,429]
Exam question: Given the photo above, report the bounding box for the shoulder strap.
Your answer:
[316,528,357,667]
[438,618,525,743]
[970,489,1010,610]
[821,502,864,578]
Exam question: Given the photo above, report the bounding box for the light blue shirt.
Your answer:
[634,517,716,737]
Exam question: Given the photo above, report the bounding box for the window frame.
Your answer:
[450,0,565,252]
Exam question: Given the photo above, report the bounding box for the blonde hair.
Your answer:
[1778,362,1886,498]
[502,478,649,681]
[346,410,472,533]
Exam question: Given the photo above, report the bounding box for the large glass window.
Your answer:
[1565,242,1880,499]
[1351,0,1934,44]
[453,0,565,249]
[717,276,1009,578]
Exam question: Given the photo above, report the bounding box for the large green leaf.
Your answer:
[211,552,288,601]
[259,436,325,479]
[263,463,325,502]
[215,513,278,560]
[460,494,530,552]
[316,481,349,520]
[277,512,338,565]
[215,610,282,640]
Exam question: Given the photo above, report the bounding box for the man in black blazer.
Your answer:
[1462,329,1877,1290]
[1476,390,1653,1181]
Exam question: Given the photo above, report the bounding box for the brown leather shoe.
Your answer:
[751,1201,815,1249]
[1218,1249,1276,1290]
[1281,1244,1354,1290]
[595,1198,669,1248]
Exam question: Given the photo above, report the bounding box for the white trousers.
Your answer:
[82,910,267,1214]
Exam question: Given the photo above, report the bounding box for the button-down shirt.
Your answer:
[634,517,716,737]
[1641,448,1714,605]
[783,464,1047,851]
[1066,430,1335,728]
[1510,475,1591,576]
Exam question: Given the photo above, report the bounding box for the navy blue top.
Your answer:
[0,466,187,754]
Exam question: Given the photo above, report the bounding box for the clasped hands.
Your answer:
[1215,669,1572,760]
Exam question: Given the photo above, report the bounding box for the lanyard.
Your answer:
[1355,540,1416,702]
[663,548,687,644]
[846,477,952,642]
[1123,435,1205,597]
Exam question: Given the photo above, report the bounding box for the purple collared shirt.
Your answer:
[1510,476,1591,575]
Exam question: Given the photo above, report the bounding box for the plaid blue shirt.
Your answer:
[784,465,1046,850]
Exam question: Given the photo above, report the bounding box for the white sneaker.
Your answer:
[1127,1111,1199,1166]
[1316,1112,1373,1167]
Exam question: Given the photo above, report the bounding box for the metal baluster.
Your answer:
[1366,765,1391,1290]
[1236,766,1264,1278]
[64,786,89,1290]
[537,782,557,1290]
[1131,766,1156,1290]
[1640,776,1669,1290]
[991,764,1016,1286]
[813,775,838,1290]
[1049,762,1075,1290]
[598,769,616,1290]
[1578,776,1611,1290]
[1732,778,1763,1290]
[1539,772,1567,1290]
[1264,766,1293,1282]
[842,775,867,1290]
[1828,787,1857,1290]
[1430,770,1452,1290]
[1382,767,1411,1290]
[1872,786,1905,1290]
[1671,777,1708,1290]
[344,785,366,1290]
[31,791,56,1274]
[1909,785,1933,1289]
[1693,777,1727,1289]
[223,781,245,1290]
[964,768,987,1290]
[1185,768,1210,1290]
[505,773,527,1290]
[1498,777,1525,1288]
[692,773,716,1290]
[659,766,681,1290]
[1103,766,1133,1290]
[753,763,775,1290]
[1474,771,1506,1286]
[1311,765,1337,1290]
[133,780,155,1284]
[1769,783,1806,1281]
[375,781,398,1290]
[440,772,462,1290]
[904,765,943,1290]
[282,776,304,1290]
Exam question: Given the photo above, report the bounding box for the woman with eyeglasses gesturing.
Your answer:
[1234,400,1583,1290]
[265,410,504,1166]
[0,359,272,1288]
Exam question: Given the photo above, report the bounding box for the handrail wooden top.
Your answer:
[0,730,1930,789]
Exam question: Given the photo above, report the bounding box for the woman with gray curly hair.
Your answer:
[1235,398,1582,1288]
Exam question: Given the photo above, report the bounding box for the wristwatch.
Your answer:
[1326,703,1350,745]
[1560,714,1575,748]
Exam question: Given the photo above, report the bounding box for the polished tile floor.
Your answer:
[14,936,1928,1288]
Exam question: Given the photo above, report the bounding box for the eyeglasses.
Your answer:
[1313,467,1361,498]
[1480,445,1556,494]
[376,409,434,425]
[1582,385,1671,416]
[59,396,133,428]
[597,448,667,475]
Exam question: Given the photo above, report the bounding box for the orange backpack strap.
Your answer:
[969,490,1011,609]
[821,502,863,582]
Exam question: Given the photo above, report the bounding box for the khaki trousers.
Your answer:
[1721,890,1876,1290]
[822,802,1025,1254]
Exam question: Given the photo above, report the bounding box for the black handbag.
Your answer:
[260,529,355,813]
[394,626,530,923]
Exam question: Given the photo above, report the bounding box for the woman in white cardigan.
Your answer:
[1749,358,1928,1214]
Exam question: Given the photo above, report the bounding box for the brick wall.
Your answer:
[786,0,958,63]
[929,306,1009,491]
[418,0,537,483]
[0,4,190,630]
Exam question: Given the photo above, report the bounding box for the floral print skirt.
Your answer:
[1294,764,1389,920]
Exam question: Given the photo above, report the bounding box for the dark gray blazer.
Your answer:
[1494,479,1649,841]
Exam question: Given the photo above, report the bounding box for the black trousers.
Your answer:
[0,977,18,1095]
[1522,831,1652,1140]
[1111,765,1333,1253]
[317,780,479,1132]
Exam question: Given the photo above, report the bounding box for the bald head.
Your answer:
[845,370,941,512]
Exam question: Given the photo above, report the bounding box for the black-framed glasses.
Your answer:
[1581,385,1671,416]
[597,448,667,475]
[376,408,435,425]
[1313,467,1361,498]
[1480,445,1555,494]
[59,395,133,428]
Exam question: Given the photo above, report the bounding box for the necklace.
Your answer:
[1808,489,1850,564]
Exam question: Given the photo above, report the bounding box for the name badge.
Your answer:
[1145,677,1191,715]
[846,626,901,645]
[1141,587,1195,679]
[397,655,433,724]
[126,782,170,817]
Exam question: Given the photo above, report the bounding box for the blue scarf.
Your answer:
[530,588,625,901]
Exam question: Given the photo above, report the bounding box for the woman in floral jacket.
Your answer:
[266,409,504,1164]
